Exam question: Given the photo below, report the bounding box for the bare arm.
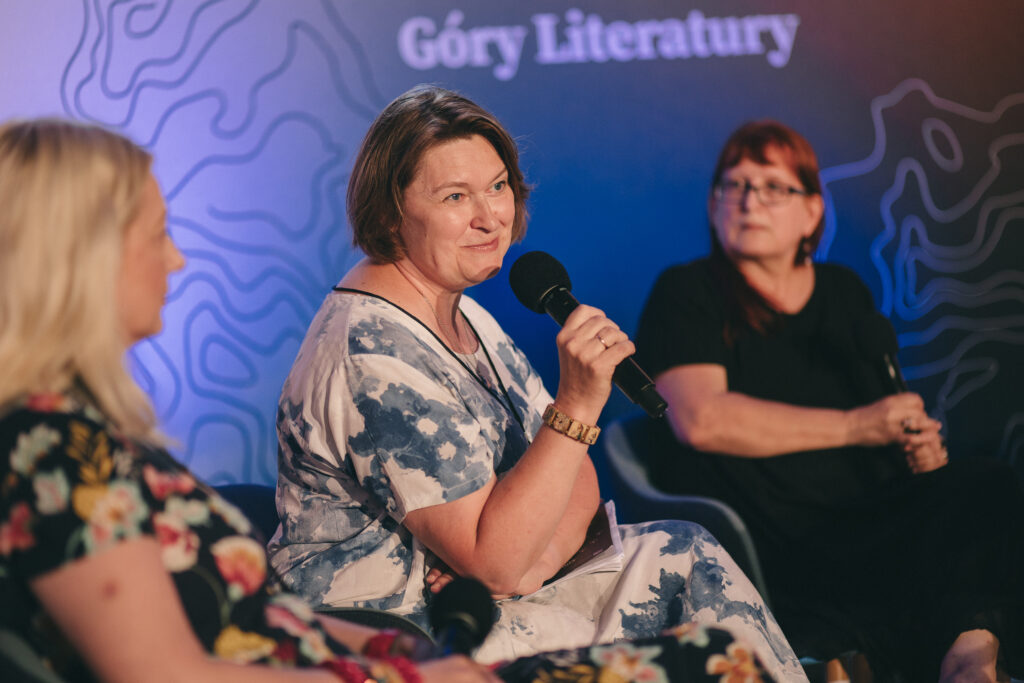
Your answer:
[32,538,498,683]
[657,363,938,457]
[30,537,340,683]
[508,456,601,596]
[404,305,621,595]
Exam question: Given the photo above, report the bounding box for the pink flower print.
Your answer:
[143,465,196,500]
[265,603,311,638]
[0,503,35,555]
[25,393,68,412]
[211,536,266,598]
[154,511,200,571]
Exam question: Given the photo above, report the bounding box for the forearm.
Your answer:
[316,616,378,653]
[461,428,595,591]
[669,390,852,457]
[168,661,341,683]
[517,459,601,593]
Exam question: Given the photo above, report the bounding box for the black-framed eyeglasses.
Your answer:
[713,179,809,207]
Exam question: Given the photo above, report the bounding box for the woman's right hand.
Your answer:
[846,393,940,447]
[552,304,636,421]
[420,656,502,682]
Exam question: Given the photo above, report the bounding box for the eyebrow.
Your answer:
[429,166,508,195]
[724,169,796,183]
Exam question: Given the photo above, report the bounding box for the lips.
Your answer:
[465,237,501,250]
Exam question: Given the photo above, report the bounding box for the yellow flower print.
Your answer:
[213,625,276,663]
[532,663,601,683]
[706,642,763,683]
[66,422,115,520]
[80,481,148,552]
[589,643,669,683]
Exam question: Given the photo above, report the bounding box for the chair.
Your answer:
[0,629,65,683]
[212,483,435,642]
[213,483,282,541]
[598,412,771,604]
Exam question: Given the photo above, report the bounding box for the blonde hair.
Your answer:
[0,119,160,441]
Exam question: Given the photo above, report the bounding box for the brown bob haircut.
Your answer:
[347,84,530,263]
[707,120,825,338]
[709,119,824,264]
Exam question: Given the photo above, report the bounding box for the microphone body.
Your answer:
[538,285,667,418]
[856,311,909,395]
[880,351,909,394]
[428,577,495,656]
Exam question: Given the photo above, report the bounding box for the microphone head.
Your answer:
[428,576,495,651]
[855,311,900,359]
[509,251,572,313]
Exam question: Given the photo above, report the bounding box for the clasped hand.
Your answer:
[851,393,948,474]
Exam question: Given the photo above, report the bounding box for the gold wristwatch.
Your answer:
[542,404,601,445]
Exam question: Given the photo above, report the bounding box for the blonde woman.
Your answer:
[0,119,499,683]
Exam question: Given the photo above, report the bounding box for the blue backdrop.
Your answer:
[2,0,1021,485]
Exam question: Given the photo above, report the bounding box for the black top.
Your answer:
[636,259,904,549]
[634,258,1024,679]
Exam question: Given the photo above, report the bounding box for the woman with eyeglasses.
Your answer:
[635,120,1024,682]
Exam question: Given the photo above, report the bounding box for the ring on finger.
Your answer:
[596,334,609,348]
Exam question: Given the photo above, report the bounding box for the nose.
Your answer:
[168,237,186,272]
[471,195,499,232]
[737,182,755,212]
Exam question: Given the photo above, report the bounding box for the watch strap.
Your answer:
[541,403,600,445]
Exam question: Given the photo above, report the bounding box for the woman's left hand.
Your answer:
[901,417,948,474]
[426,564,459,594]
[905,436,949,474]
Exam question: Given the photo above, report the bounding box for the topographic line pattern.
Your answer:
[60,0,385,483]
[821,78,1024,470]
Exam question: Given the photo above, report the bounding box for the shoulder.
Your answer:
[648,259,717,298]
[642,258,722,319]
[1,394,116,458]
[297,290,441,370]
[0,395,157,569]
[814,261,865,286]
[813,262,875,306]
[652,259,713,288]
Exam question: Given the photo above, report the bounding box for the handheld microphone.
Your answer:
[855,311,908,394]
[855,310,923,463]
[428,577,495,656]
[508,251,667,418]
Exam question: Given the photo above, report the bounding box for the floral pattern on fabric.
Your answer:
[497,627,773,682]
[0,392,360,681]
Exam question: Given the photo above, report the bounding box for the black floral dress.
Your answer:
[0,392,778,683]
